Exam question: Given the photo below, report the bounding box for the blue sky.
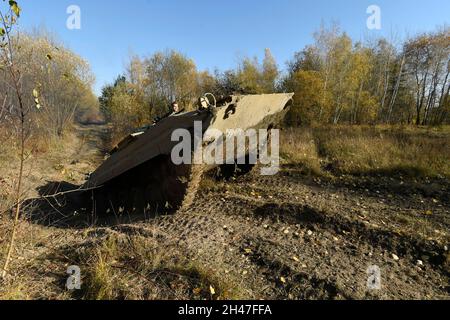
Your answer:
[14,0,450,95]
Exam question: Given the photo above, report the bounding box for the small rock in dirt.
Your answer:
[307,230,313,236]
[417,260,424,266]
[284,229,290,235]
[392,254,400,261]
[292,256,300,262]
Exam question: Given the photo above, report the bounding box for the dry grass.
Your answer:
[281,125,450,178]
[281,127,323,176]
[0,125,93,298]
[0,281,30,300]
[1,124,449,300]
[61,233,241,300]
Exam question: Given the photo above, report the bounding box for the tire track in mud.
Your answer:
[251,202,447,270]
[232,170,449,266]
[239,235,351,300]
[99,164,449,299]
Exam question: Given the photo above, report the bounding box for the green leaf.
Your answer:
[9,1,21,17]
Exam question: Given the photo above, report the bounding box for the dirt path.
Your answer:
[1,124,448,300]
[114,168,449,300]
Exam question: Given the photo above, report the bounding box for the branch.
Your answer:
[39,185,103,200]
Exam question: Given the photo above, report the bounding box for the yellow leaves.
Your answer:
[424,210,433,216]
[9,1,21,17]
[292,256,300,262]
[193,287,201,295]
[32,88,42,109]
[67,171,76,181]
[193,284,219,298]
[289,70,327,124]
[54,164,64,171]
[249,190,263,199]
[280,277,287,284]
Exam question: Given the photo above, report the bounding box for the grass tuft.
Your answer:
[63,234,240,300]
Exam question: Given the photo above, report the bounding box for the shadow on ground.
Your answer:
[281,164,450,207]
[25,180,155,229]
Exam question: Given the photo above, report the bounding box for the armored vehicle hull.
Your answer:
[86,93,294,215]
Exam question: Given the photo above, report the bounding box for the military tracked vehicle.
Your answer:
[85,93,294,215]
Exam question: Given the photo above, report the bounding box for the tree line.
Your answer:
[284,24,449,126]
[100,24,449,132]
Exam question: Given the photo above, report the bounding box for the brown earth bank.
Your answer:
[0,124,448,300]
